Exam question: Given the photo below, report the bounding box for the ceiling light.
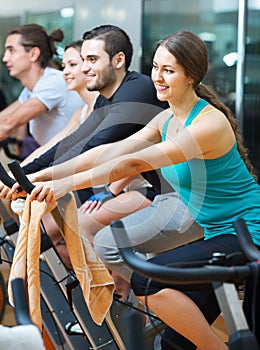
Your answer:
[60,7,75,18]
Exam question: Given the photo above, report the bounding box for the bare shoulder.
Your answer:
[150,107,172,129]
[188,104,236,157]
[193,104,231,130]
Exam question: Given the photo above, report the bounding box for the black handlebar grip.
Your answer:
[7,160,71,203]
[8,160,35,194]
[11,278,34,325]
[233,218,260,262]
[0,162,16,188]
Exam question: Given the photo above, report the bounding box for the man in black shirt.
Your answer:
[22,25,169,204]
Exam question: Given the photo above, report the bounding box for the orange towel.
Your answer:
[8,194,115,330]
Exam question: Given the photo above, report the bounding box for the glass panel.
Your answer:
[244,0,260,175]
[142,0,239,112]
[26,11,74,68]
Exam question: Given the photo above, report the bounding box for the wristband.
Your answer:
[88,188,114,203]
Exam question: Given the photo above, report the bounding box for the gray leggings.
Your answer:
[94,193,204,281]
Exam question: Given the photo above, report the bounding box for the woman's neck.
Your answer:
[169,93,200,121]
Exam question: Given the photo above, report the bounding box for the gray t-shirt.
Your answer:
[19,66,84,145]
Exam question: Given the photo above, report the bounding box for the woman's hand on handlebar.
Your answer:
[29,179,69,203]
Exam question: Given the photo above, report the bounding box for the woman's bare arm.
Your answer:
[28,109,235,203]
[31,112,164,182]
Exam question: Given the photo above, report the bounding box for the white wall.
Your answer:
[0,0,73,16]
[0,0,143,71]
[73,0,142,71]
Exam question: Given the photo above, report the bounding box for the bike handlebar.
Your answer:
[0,138,23,161]
[110,219,259,285]
[7,160,35,194]
[233,218,260,262]
[11,278,34,325]
[2,159,259,284]
[0,163,16,188]
[0,159,72,204]
[0,161,27,193]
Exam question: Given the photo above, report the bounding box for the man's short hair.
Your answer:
[82,24,133,70]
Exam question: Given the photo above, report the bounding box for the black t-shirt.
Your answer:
[23,71,171,203]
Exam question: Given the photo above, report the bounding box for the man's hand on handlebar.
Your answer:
[0,180,26,200]
[9,182,27,199]
[0,181,12,199]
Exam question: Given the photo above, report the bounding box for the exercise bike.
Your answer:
[0,159,164,350]
[110,218,260,350]
[0,278,45,350]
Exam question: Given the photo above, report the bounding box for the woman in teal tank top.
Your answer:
[161,98,260,244]
[27,31,260,349]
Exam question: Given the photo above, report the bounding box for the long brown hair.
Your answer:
[159,30,257,179]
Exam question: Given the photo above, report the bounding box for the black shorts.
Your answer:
[131,234,248,296]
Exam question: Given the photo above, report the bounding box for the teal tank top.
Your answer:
[161,99,260,245]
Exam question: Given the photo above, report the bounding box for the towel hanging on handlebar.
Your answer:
[8,193,115,329]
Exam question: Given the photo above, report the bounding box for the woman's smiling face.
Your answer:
[62,47,85,92]
[151,45,191,104]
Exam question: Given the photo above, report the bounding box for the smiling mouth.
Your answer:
[85,76,93,79]
[156,85,168,91]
